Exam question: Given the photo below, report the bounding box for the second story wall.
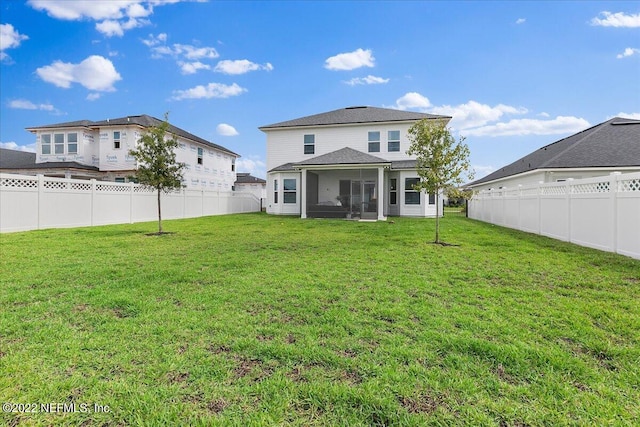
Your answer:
[265,121,420,171]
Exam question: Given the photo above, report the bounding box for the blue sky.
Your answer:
[1,1,638,180]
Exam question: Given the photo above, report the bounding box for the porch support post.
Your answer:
[300,168,307,219]
[377,166,386,221]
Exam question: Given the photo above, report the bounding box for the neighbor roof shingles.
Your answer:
[260,106,450,129]
[468,117,640,186]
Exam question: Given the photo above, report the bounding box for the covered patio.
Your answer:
[295,148,389,221]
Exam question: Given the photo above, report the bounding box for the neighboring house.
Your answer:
[21,115,239,189]
[467,117,640,191]
[260,106,451,220]
[234,173,267,200]
[0,147,101,178]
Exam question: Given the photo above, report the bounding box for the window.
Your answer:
[388,130,400,152]
[274,179,278,203]
[41,134,51,154]
[304,134,315,154]
[197,147,203,165]
[368,131,380,152]
[54,133,64,154]
[67,133,78,154]
[405,177,420,205]
[231,158,235,172]
[428,193,436,205]
[113,131,121,149]
[389,178,397,205]
[114,177,126,183]
[283,178,296,203]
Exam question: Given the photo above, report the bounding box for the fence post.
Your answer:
[130,182,134,224]
[37,174,44,230]
[611,172,621,254]
[91,179,96,226]
[566,179,573,243]
[537,181,543,235]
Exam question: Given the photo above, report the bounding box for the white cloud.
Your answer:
[344,75,389,86]
[390,92,588,137]
[179,61,211,75]
[429,101,528,130]
[9,99,55,111]
[236,157,266,178]
[516,18,526,24]
[616,47,640,59]
[95,17,150,37]
[614,112,640,120]
[0,141,36,152]
[591,11,640,28]
[538,112,550,118]
[392,92,432,110]
[142,32,167,47]
[27,0,165,37]
[463,116,590,137]
[171,82,247,100]
[86,93,102,101]
[152,43,219,60]
[214,59,273,75]
[0,23,29,61]
[325,48,375,71]
[36,55,122,91]
[216,123,239,136]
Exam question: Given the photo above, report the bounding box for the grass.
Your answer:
[1,213,639,426]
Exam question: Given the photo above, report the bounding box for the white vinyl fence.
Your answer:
[468,172,640,260]
[0,173,261,233]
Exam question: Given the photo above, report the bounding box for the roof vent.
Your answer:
[345,106,368,110]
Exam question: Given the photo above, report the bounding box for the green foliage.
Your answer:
[128,113,185,233]
[128,113,185,193]
[407,119,474,242]
[1,214,639,426]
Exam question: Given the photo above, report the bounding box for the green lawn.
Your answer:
[1,214,638,426]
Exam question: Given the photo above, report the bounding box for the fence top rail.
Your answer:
[473,171,640,197]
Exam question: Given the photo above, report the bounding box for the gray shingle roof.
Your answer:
[0,148,99,171]
[295,147,389,166]
[467,117,640,186]
[235,173,266,184]
[26,115,239,157]
[260,106,450,129]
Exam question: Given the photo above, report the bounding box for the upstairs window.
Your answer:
[41,134,51,154]
[113,131,121,149]
[54,133,64,154]
[388,130,400,152]
[368,131,380,152]
[197,147,203,165]
[304,134,315,155]
[405,177,420,205]
[67,133,78,154]
[231,158,235,172]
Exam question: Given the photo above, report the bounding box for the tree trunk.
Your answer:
[434,191,440,243]
[157,189,162,234]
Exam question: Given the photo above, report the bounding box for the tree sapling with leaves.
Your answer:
[128,113,185,234]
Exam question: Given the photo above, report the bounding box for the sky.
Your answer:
[1,1,639,180]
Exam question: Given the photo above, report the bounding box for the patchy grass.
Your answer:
[1,213,638,426]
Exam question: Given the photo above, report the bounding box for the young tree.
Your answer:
[407,119,474,244]
[129,113,185,234]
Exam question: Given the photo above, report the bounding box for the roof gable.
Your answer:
[260,106,450,130]
[468,117,640,186]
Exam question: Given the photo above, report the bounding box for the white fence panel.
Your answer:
[0,173,261,233]
[469,172,640,260]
